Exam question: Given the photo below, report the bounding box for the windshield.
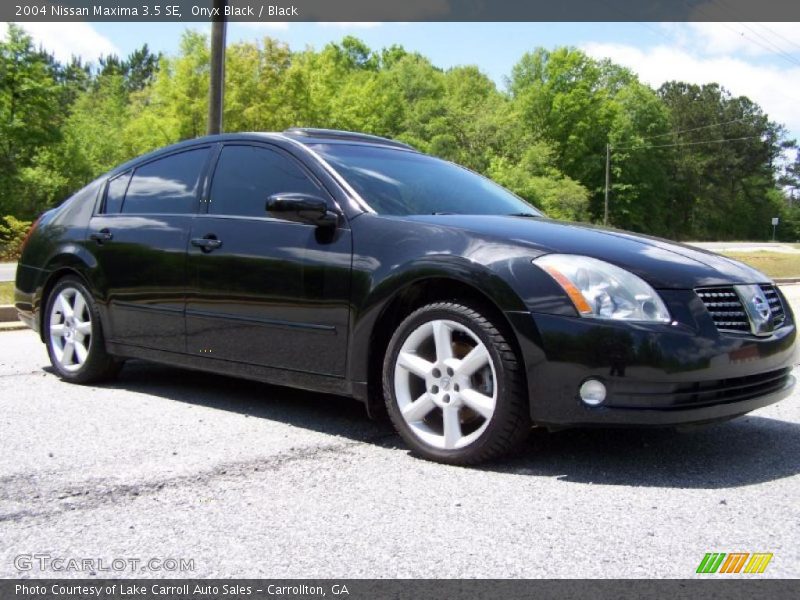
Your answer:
[310,143,542,217]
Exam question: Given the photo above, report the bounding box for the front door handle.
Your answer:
[191,235,223,253]
[89,228,113,243]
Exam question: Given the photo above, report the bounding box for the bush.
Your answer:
[0,215,33,261]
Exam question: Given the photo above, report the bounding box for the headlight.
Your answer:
[533,254,671,323]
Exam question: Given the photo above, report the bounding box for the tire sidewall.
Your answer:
[44,276,108,383]
[383,303,518,463]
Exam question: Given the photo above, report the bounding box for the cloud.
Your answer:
[686,22,800,58]
[581,40,800,140]
[1,22,119,63]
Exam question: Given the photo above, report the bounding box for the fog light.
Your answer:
[579,379,606,406]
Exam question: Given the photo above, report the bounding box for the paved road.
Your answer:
[0,263,16,283]
[689,242,800,255]
[0,291,799,579]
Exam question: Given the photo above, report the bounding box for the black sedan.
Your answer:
[14,128,798,464]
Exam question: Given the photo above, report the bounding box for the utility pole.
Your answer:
[207,0,227,135]
[604,143,611,226]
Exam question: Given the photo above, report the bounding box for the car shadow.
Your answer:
[487,415,800,488]
[84,360,400,445]
[61,360,800,489]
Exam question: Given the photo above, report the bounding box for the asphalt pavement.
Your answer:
[0,263,15,283]
[688,242,800,254]
[0,289,799,578]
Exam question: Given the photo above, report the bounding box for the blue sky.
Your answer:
[6,21,800,145]
[96,21,660,87]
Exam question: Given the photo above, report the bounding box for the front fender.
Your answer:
[347,253,539,387]
[344,214,579,393]
[366,254,530,315]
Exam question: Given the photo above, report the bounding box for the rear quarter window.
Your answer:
[103,171,132,214]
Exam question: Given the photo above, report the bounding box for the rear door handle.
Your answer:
[191,235,223,252]
[89,229,113,243]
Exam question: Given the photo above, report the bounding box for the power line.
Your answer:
[718,22,800,68]
[710,1,800,59]
[604,133,767,224]
[737,22,800,69]
[613,135,764,151]
[752,23,800,55]
[694,3,800,107]
[631,117,756,143]
[633,21,680,46]
[699,1,800,68]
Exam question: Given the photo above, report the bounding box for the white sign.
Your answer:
[771,217,779,226]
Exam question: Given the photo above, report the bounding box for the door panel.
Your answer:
[88,213,190,352]
[87,146,212,352]
[186,217,351,375]
[185,143,352,376]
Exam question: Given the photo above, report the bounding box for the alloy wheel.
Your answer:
[393,318,497,450]
[49,287,93,372]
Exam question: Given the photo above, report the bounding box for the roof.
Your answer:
[281,128,416,151]
[104,128,417,179]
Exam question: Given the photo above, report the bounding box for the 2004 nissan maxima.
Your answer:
[14,128,798,464]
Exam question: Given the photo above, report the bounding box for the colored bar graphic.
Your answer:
[697,553,726,573]
[696,553,714,573]
[744,553,773,574]
[697,552,772,574]
[719,553,749,573]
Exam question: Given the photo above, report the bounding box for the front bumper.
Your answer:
[507,289,798,428]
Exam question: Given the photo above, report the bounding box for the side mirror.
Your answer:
[266,193,339,228]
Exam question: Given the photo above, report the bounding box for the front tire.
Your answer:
[44,276,121,384]
[383,302,530,464]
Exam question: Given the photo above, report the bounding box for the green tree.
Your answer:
[488,142,590,221]
[1,26,796,243]
[658,81,792,240]
[0,25,63,216]
[508,48,673,233]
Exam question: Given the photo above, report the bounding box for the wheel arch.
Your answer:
[355,271,529,419]
[37,249,100,343]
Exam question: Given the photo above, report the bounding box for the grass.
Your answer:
[0,281,13,305]
[721,252,800,278]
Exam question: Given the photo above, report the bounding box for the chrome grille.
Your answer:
[760,284,786,327]
[696,287,749,333]
[697,284,788,334]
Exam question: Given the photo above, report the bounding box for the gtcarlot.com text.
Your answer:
[14,553,195,573]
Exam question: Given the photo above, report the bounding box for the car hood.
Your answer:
[404,215,769,289]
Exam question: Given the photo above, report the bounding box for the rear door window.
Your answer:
[122,148,210,214]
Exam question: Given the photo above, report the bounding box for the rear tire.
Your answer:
[44,276,121,384]
[383,302,530,465]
